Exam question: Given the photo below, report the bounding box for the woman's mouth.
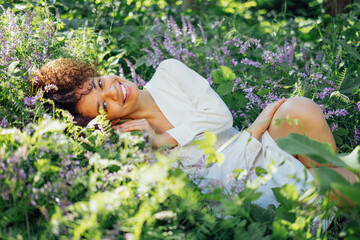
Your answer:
[119,82,130,104]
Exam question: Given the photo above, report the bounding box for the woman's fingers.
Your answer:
[266,97,286,116]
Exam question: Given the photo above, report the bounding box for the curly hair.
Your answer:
[32,58,100,126]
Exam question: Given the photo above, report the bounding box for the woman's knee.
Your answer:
[268,97,327,139]
[273,97,324,122]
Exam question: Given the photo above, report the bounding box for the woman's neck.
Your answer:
[126,89,158,120]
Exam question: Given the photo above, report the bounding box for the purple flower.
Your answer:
[181,16,188,35]
[297,72,307,78]
[211,18,225,29]
[354,128,360,145]
[186,19,197,44]
[0,117,9,128]
[240,58,262,68]
[24,96,36,106]
[169,16,182,39]
[124,58,146,87]
[324,109,349,119]
[261,50,282,64]
[118,64,125,78]
[232,77,242,92]
[357,102,360,112]
[44,84,58,92]
[230,109,238,119]
[314,87,336,99]
[329,123,338,131]
[288,36,296,66]
[197,24,207,44]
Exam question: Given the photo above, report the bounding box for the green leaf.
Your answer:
[254,167,268,176]
[211,70,222,84]
[337,39,360,61]
[332,182,360,205]
[272,220,288,240]
[216,82,233,96]
[272,185,299,208]
[256,88,270,97]
[222,93,248,109]
[334,127,348,136]
[34,159,50,170]
[35,159,59,173]
[204,131,217,146]
[340,76,360,94]
[311,168,350,193]
[238,188,262,202]
[276,133,347,167]
[338,146,360,170]
[220,65,236,81]
[7,61,20,75]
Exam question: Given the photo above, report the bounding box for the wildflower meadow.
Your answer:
[0,0,359,239]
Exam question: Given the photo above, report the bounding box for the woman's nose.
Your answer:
[103,84,118,101]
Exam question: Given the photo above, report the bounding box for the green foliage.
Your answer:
[277,133,360,239]
[193,131,224,165]
[0,1,360,239]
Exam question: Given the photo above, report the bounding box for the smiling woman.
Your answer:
[33,57,356,209]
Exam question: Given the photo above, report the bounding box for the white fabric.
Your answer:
[145,59,314,208]
[145,59,233,146]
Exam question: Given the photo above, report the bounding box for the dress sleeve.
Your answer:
[159,59,233,146]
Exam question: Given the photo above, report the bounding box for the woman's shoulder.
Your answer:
[158,58,182,67]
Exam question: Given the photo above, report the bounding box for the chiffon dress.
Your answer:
[145,59,314,208]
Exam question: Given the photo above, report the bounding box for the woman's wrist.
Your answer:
[152,132,178,148]
[246,126,261,140]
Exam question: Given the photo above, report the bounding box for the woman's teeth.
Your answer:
[120,84,127,103]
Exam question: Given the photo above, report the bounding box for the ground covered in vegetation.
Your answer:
[0,0,359,239]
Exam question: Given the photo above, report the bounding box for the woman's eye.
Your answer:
[103,101,107,112]
[98,79,103,89]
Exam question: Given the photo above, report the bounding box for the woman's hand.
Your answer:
[114,119,177,148]
[247,97,286,139]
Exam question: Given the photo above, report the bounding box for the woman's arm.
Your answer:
[247,98,286,139]
[116,119,178,148]
[157,59,233,146]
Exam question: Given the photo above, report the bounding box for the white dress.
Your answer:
[145,59,314,208]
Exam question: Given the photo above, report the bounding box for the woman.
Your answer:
[33,58,355,207]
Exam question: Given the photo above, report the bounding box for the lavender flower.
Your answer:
[288,36,296,66]
[186,19,197,44]
[181,16,188,35]
[0,117,9,128]
[118,64,125,78]
[329,123,338,131]
[239,82,264,110]
[324,109,349,119]
[230,109,238,119]
[297,72,307,78]
[124,58,146,87]
[314,87,336,99]
[232,77,242,92]
[357,102,360,112]
[262,50,282,64]
[240,58,262,68]
[211,18,225,29]
[24,96,36,106]
[169,16,182,39]
[354,128,360,145]
[197,24,207,44]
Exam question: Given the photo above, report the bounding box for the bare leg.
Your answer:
[268,97,357,183]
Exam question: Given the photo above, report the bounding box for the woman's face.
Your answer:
[76,75,139,121]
